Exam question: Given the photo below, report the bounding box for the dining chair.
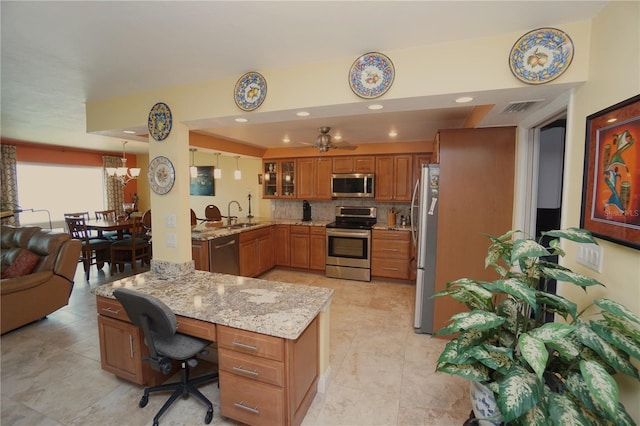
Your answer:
[65,216,112,281]
[64,211,99,238]
[190,209,198,227]
[94,209,119,240]
[203,205,222,222]
[110,216,151,275]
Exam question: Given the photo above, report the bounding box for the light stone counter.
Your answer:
[191,218,330,241]
[92,270,333,340]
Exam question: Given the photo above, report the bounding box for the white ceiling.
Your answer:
[1,1,609,154]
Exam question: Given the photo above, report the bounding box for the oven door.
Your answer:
[326,228,371,268]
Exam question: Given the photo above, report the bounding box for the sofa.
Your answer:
[1,225,82,334]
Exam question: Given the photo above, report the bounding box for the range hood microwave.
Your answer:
[331,173,375,198]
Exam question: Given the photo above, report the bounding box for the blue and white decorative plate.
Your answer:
[234,72,267,111]
[509,27,574,85]
[148,102,173,141]
[349,52,395,99]
[147,156,175,195]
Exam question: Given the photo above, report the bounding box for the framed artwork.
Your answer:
[190,166,215,196]
[581,94,640,249]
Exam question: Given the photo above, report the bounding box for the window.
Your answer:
[16,163,105,228]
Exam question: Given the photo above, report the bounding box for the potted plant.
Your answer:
[433,228,640,425]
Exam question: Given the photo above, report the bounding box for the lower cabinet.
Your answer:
[290,226,310,269]
[309,227,326,271]
[371,229,411,280]
[192,239,209,271]
[218,318,318,426]
[239,227,274,277]
[274,225,291,266]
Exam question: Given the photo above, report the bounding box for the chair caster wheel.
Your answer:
[139,394,149,408]
[205,409,213,424]
[153,421,159,426]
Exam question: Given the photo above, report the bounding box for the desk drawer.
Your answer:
[218,325,284,362]
[220,371,284,426]
[176,316,216,341]
[97,297,129,322]
[219,348,284,387]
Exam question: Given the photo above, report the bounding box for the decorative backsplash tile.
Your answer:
[271,199,411,225]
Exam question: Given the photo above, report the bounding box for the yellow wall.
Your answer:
[561,1,640,421]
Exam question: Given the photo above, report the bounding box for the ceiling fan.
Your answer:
[314,127,357,152]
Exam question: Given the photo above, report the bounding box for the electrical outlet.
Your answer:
[166,233,177,248]
[577,243,603,273]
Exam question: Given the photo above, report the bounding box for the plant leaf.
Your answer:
[449,310,505,332]
[535,291,578,320]
[497,297,521,334]
[511,239,550,264]
[548,392,589,426]
[497,365,545,423]
[518,333,548,379]
[543,228,597,244]
[595,298,640,326]
[484,279,538,313]
[436,362,490,382]
[575,321,640,379]
[468,344,513,375]
[437,338,472,365]
[547,336,580,360]
[529,322,574,343]
[580,360,618,420]
[602,312,640,341]
[591,319,640,360]
[542,267,604,287]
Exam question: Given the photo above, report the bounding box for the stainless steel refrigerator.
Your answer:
[411,163,439,334]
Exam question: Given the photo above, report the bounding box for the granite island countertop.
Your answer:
[191,218,330,241]
[92,270,333,340]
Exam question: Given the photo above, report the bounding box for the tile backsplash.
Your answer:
[271,199,412,225]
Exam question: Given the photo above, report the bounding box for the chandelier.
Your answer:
[105,141,141,186]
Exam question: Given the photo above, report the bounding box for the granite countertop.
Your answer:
[92,270,333,340]
[372,224,414,232]
[191,218,330,241]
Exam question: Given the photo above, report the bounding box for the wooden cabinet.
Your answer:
[262,160,296,198]
[412,154,432,199]
[297,157,332,200]
[192,239,209,271]
[375,155,413,201]
[218,318,318,426]
[289,226,309,269]
[309,227,326,271]
[274,225,290,266]
[239,227,273,277]
[332,156,375,173]
[371,230,411,280]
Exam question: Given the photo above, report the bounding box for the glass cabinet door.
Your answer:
[263,161,277,197]
[280,160,295,197]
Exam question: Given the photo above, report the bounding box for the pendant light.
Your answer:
[189,148,197,179]
[105,141,141,186]
[234,156,242,180]
[214,153,222,179]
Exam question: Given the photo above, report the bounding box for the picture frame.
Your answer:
[190,166,215,196]
[580,94,640,249]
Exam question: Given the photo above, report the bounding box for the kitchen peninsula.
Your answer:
[93,269,333,426]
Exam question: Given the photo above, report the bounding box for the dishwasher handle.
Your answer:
[214,239,236,249]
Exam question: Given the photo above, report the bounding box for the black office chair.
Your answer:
[113,288,218,426]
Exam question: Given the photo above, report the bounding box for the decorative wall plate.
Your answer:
[234,72,267,111]
[509,27,574,85]
[348,52,395,99]
[147,156,175,195]
[148,102,173,141]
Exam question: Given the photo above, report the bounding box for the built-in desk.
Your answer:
[92,271,333,426]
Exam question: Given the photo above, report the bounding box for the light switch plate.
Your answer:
[166,214,176,228]
[577,243,603,273]
[166,233,177,248]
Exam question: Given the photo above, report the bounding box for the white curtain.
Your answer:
[103,155,125,214]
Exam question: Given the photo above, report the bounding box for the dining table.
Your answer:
[85,218,134,240]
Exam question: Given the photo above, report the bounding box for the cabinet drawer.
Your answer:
[290,225,310,235]
[372,240,410,259]
[372,258,409,279]
[239,227,271,242]
[220,371,285,426]
[219,348,284,387]
[372,229,410,240]
[176,316,216,341]
[97,297,130,322]
[218,325,284,362]
[309,226,325,236]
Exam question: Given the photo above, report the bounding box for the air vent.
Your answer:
[502,100,543,114]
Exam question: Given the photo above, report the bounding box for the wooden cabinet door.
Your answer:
[257,234,272,275]
[354,156,375,173]
[393,155,413,201]
[332,157,354,173]
[315,158,332,200]
[274,225,290,266]
[333,156,374,173]
[412,154,432,201]
[192,240,210,271]
[375,156,395,200]
[290,227,309,269]
[296,158,315,199]
[309,228,326,271]
[239,238,257,277]
[98,315,144,384]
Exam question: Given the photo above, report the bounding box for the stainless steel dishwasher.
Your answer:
[208,234,239,275]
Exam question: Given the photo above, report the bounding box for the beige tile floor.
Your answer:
[1,263,471,426]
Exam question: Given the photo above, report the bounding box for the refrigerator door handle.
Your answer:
[410,178,419,246]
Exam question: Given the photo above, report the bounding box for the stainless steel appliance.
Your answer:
[208,234,239,275]
[412,163,440,334]
[326,206,376,282]
[331,173,375,198]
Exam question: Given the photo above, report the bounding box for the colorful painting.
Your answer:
[581,94,640,249]
[190,166,215,196]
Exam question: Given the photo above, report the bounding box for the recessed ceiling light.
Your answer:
[368,104,384,110]
[282,136,290,143]
[296,111,310,117]
[123,130,136,134]
[333,134,342,141]
[234,117,248,123]
[388,130,398,137]
[607,118,617,123]
[455,96,474,103]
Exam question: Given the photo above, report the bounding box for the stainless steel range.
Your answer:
[326,206,376,282]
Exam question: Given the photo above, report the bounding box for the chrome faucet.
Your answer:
[227,201,243,226]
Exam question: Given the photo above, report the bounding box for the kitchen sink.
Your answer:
[226,222,260,230]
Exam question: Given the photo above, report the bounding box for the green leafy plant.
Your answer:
[434,228,640,425]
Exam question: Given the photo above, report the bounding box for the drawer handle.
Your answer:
[382,248,399,252]
[233,365,259,376]
[234,401,259,414]
[382,267,399,271]
[232,341,258,351]
[101,307,121,314]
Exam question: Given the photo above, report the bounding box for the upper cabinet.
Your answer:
[332,156,375,173]
[375,155,413,202]
[297,157,332,200]
[262,159,296,198]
